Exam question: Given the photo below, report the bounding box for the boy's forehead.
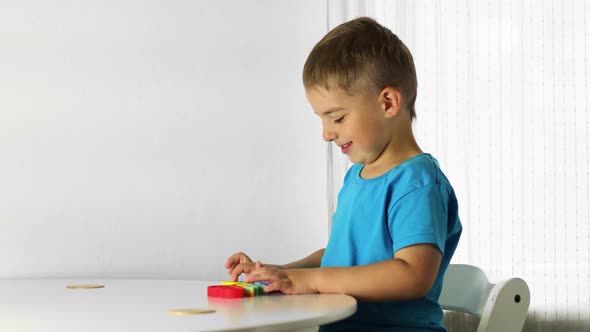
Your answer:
[306,86,362,114]
[306,88,342,113]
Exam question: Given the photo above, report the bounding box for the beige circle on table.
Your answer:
[66,284,105,289]
[168,308,216,316]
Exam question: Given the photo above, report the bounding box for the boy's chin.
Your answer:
[345,156,360,164]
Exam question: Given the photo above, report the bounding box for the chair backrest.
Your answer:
[439,264,530,332]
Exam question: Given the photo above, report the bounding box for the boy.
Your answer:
[225,17,462,331]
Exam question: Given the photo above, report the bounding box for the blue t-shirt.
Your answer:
[319,153,462,332]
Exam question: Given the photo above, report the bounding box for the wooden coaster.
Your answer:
[66,284,105,289]
[167,308,216,316]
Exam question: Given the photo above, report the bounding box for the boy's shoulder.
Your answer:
[394,153,445,185]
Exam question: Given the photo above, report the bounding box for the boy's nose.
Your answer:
[322,127,337,142]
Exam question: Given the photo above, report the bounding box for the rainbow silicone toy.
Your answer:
[207,281,270,298]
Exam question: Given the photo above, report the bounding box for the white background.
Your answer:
[0,0,329,280]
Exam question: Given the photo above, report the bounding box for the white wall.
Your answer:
[0,0,328,280]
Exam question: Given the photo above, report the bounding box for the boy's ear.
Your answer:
[379,87,402,118]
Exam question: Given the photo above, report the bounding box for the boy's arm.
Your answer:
[247,244,441,302]
[313,244,442,301]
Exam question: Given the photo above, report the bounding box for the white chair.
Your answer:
[439,264,530,332]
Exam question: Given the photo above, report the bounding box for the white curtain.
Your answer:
[327,0,590,331]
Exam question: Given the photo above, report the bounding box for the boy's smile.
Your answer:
[340,142,352,154]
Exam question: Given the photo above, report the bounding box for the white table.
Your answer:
[0,279,357,332]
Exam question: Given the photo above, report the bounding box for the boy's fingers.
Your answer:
[225,259,235,269]
[225,253,243,268]
[235,252,252,263]
[230,263,255,281]
[230,265,246,281]
[245,268,270,283]
[263,281,282,293]
[230,270,241,282]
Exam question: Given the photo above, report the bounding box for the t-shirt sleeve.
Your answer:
[388,184,450,254]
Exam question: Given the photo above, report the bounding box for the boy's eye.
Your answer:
[334,116,345,124]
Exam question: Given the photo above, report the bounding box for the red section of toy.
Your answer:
[207,285,244,298]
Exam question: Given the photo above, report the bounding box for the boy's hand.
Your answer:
[245,261,318,295]
[225,252,256,281]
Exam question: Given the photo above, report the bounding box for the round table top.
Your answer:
[0,279,357,332]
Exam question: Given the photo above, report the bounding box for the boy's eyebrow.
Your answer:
[317,107,346,116]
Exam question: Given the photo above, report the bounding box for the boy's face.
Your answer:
[306,86,393,166]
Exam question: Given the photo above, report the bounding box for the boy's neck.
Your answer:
[360,124,423,179]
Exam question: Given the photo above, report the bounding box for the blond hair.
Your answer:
[303,17,418,119]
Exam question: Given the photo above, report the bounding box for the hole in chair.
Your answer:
[514,294,521,303]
